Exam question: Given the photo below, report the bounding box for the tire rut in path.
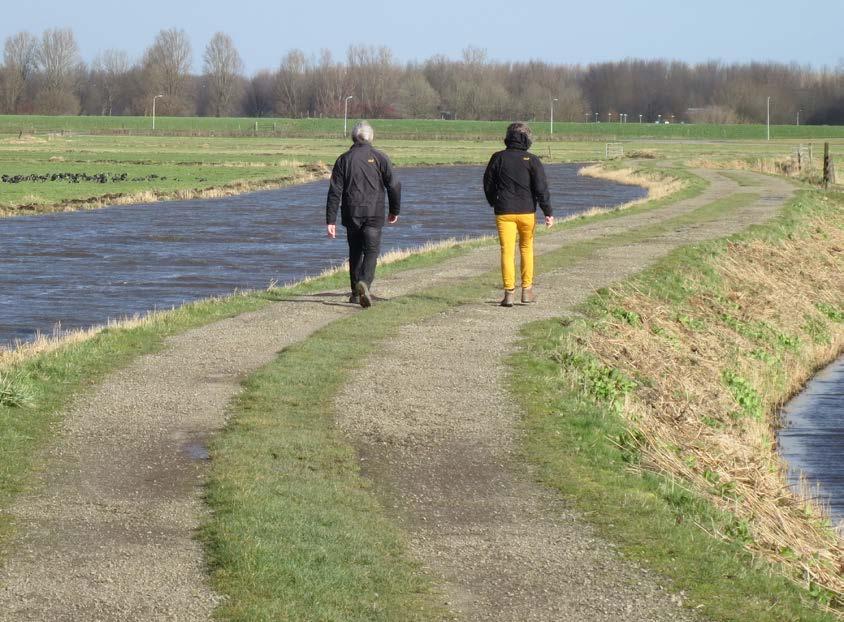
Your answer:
[336,172,795,621]
[0,169,792,620]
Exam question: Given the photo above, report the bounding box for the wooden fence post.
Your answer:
[823,142,835,188]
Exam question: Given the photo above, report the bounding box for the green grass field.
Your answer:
[2,120,842,214]
[2,114,844,141]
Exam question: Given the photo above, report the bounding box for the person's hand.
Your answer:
[387,214,399,224]
[545,215,555,228]
[326,223,336,238]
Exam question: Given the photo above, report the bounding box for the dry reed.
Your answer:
[578,164,686,209]
[578,218,844,606]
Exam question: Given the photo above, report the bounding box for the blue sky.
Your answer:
[4,0,842,74]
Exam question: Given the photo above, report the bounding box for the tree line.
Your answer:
[2,27,843,124]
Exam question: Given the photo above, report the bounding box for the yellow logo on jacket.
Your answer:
[368,158,376,163]
[523,157,530,161]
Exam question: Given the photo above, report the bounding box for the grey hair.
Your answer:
[351,121,374,144]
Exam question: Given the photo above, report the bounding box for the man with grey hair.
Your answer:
[326,121,401,308]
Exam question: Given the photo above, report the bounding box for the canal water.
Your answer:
[778,357,844,530]
[0,164,645,346]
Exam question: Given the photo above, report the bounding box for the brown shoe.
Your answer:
[521,286,536,303]
[500,289,515,307]
[355,281,372,308]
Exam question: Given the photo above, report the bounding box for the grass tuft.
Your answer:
[0,371,34,408]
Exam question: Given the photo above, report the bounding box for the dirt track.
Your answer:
[0,168,794,620]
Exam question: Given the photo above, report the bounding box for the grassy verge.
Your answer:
[511,189,843,620]
[201,285,487,621]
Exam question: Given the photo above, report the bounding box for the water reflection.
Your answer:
[778,357,844,528]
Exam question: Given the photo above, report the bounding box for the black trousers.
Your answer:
[345,220,383,292]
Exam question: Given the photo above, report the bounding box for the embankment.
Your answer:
[516,185,843,613]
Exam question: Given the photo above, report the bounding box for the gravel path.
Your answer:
[336,170,795,621]
[0,169,794,620]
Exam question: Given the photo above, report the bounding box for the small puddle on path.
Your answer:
[183,440,210,461]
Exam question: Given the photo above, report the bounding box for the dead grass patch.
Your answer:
[626,149,659,159]
[0,314,157,372]
[687,156,835,187]
[578,164,687,209]
[1,135,47,145]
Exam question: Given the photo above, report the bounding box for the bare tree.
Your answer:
[243,70,274,117]
[311,49,348,117]
[143,28,193,115]
[347,45,398,117]
[274,49,308,117]
[397,68,439,118]
[203,32,243,117]
[35,28,82,113]
[2,31,38,112]
[90,49,130,115]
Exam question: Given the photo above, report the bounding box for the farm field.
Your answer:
[1,117,842,215]
[3,114,844,141]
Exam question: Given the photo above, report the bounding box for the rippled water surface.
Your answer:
[1,164,645,345]
[778,357,844,527]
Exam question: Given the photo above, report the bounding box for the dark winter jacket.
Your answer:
[325,143,401,226]
[483,132,552,217]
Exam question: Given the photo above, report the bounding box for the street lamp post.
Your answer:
[343,95,354,136]
[550,97,558,134]
[594,112,598,123]
[639,114,643,124]
[766,96,771,140]
[152,94,163,130]
[585,112,590,123]
[797,109,801,126]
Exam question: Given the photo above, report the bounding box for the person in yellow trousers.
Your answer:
[483,122,554,307]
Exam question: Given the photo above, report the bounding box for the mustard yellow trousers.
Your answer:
[495,213,535,290]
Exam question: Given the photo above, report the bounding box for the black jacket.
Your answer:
[483,134,552,217]
[325,143,401,226]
